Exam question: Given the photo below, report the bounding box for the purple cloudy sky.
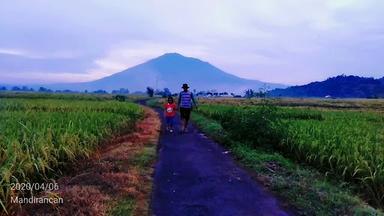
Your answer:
[0,0,383,85]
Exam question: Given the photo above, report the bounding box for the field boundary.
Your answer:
[17,107,160,215]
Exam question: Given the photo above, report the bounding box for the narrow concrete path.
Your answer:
[151,108,295,216]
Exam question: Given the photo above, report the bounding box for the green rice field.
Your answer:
[0,96,143,213]
[196,99,384,208]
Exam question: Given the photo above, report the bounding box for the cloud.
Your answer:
[0,0,383,85]
[0,71,93,84]
[0,48,80,59]
[0,48,27,56]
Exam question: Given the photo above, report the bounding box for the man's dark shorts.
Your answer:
[180,107,192,121]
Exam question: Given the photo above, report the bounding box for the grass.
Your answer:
[108,144,157,216]
[131,147,157,169]
[145,97,163,107]
[198,97,384,111]
[0,92,115,101]
[196,102,384,207]
[144,97,384,213]
[191,112,382,215]
[0,95,144,214]
[110,198,135,216]
[108,109,160,216]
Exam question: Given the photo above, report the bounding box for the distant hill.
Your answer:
[269,75,384,98]
[44,53,285,93]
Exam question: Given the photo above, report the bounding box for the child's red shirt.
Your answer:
[164,103,177,117]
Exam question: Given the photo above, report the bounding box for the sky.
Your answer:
[0,0,383,85]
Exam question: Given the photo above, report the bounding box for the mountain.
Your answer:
[269,75,384,98]
[45,53,285,93]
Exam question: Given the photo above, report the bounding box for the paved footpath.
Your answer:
[151,108,295,216]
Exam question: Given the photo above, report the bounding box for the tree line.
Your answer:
[1,85,269,98]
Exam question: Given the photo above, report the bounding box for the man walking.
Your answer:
[178,83,197,133]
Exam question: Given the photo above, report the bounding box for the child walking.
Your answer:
[164,96,177,132]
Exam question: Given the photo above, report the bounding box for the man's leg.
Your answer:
[180,118,185,133]
[184,121,188,132]
[180,112,184,132]
[180,108,185,132]
[183,108,191,132]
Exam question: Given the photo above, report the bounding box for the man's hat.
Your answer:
[182,83,189,89]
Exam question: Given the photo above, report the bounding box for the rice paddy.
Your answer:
[0,96,143,213]
[196,99,384,208]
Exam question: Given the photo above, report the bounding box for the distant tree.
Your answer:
[122,88,130,94]
[132,91,145,95]
[244,89,254,99]
[63,89,75,93]
[20,86,34,92]
[0,86,6,91]
[56,89,75,93]
[146,87,154,97]
[256,86,269,98]
[255,89,266,98]
[38,87,53,92]
[153,89,170,98]
[196,91,206,97]
[163,88,171,97]
[84,90,88,93]
[12,86,21,91]
[93,89,108,94]
[112,88,129,94]
[154,89,162,96]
